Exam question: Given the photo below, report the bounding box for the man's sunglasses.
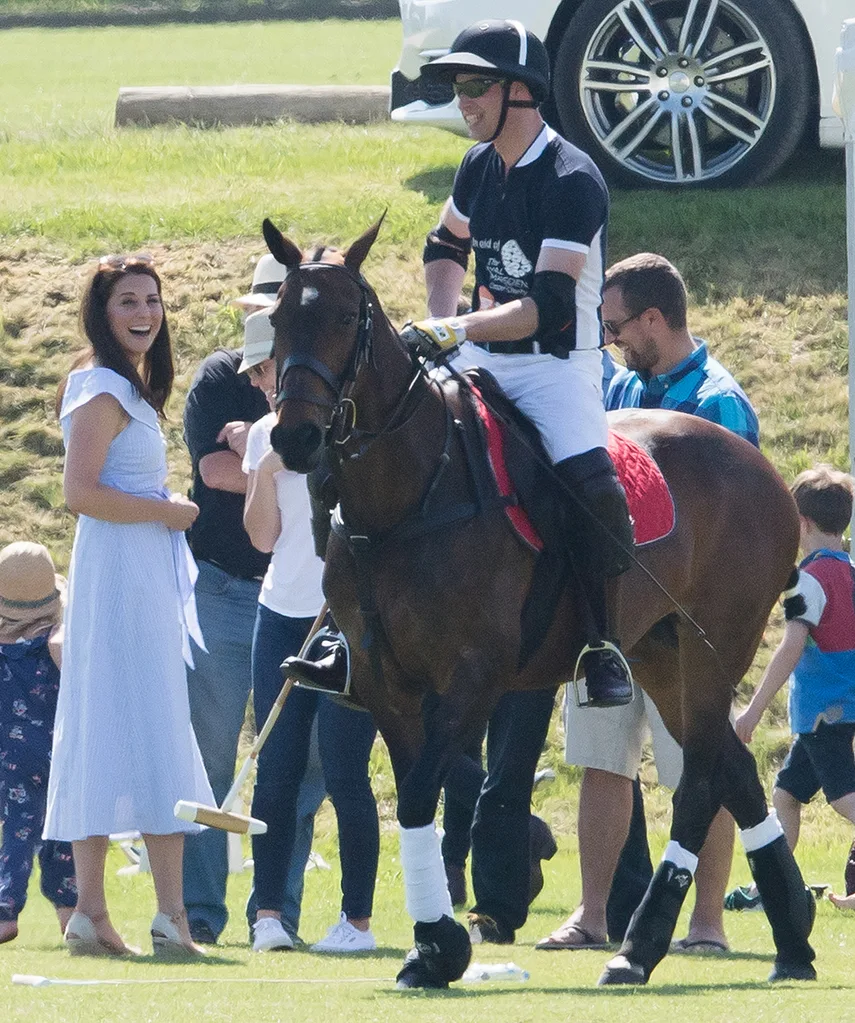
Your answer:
[452,77,506,99]
[602,310,643,338]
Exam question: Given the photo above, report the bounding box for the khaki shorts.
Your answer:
[562,682,683,789]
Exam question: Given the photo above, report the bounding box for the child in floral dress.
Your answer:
[0,541,76,943]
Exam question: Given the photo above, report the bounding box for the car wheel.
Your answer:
[552,0,814,187]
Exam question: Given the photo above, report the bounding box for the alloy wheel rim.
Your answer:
[578,0,776,183]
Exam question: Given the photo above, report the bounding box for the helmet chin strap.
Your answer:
[486,81,539,143]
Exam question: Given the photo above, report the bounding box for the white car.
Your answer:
[390,0,849,187]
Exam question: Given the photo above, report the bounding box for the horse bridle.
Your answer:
[274,260,432,460]
[274,262,375,413]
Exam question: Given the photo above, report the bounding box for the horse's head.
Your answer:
[261,216,384,473]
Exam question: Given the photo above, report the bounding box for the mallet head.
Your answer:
[174,800,267,835]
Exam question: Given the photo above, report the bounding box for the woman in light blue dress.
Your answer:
[44,255,214,958]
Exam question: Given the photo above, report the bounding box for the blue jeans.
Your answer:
[183,561,319,939]
[246,715,325,938]
[470,689,556,932]
[250,603,379,921]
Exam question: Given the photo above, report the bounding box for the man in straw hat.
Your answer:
[181,259,324,947]
[0,541,77,943]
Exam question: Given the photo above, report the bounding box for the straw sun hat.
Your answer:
[0,541,65,643]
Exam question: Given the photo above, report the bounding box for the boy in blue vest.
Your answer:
[735,465,855,912]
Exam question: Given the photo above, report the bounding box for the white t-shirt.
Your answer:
[242,412,324,618]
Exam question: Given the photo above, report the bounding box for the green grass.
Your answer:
[1,781,855,1023]
[2,20,401,132]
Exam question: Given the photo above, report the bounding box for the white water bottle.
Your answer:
[462,962,530,983]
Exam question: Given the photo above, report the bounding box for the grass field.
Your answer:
[1,20,854,1019]
[1,787,855,1023]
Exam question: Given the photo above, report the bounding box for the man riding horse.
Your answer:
[287,19,635,709]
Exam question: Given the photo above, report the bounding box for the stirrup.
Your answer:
[286,627,352,697]
[571,640,634,708]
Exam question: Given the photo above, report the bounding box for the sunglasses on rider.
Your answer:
[452,77,506,99]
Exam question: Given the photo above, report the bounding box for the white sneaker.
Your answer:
[311,913,376,953]
[252,917,294,952]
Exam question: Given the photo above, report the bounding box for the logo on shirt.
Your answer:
[500,240,532,279]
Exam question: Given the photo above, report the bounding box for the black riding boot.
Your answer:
[282,631,350,695]
[284,641,347,692]
[554,448,635,708]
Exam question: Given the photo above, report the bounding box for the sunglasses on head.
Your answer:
[98,252,155,272]
[452,77,505,99]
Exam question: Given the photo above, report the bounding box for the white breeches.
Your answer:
[450,343,608,463]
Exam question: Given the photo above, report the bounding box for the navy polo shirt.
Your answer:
[451,124,608,354]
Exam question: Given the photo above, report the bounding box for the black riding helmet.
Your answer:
[422,19,551,112]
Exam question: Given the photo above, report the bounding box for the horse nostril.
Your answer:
[270,422,323,473]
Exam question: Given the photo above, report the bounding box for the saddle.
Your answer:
[462,368,674,668]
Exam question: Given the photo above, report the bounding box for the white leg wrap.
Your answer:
[738,809,784,853]
[398,823,454,923]
[662,840,698,875]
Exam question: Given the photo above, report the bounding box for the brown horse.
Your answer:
[262,216,817,988]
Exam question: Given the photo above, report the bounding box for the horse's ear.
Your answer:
[262,218,302,269]
[344,210,387,274]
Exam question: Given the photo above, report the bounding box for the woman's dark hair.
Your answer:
[57,255,174,417]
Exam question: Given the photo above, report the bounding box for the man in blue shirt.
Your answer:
[540,252,757,954]
[602,253,758,443]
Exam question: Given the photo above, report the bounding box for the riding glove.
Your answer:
[400,318,467,359]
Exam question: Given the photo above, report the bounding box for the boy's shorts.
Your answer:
[775,721,855,804]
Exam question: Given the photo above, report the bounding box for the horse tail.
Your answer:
[781,567,807,621]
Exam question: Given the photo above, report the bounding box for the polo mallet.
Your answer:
[174,602,329,835]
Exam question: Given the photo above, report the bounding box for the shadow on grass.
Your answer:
[386,978,806,997]
[511,939,775,963]
[216,941,409,961]
[403,166,458,204]
[132,951,243,965]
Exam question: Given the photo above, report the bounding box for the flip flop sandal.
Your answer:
[671,937,729,954]
[535,923,610,950]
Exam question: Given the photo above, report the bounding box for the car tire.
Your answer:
[552,0,814,187]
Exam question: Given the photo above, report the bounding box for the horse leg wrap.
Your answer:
[398,823,454,923]
[599,843,696,986]
[741,819,816,981]
[395,915,473,989]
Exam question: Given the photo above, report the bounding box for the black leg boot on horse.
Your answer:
[555,448,635,708]
[747,832,816,981]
